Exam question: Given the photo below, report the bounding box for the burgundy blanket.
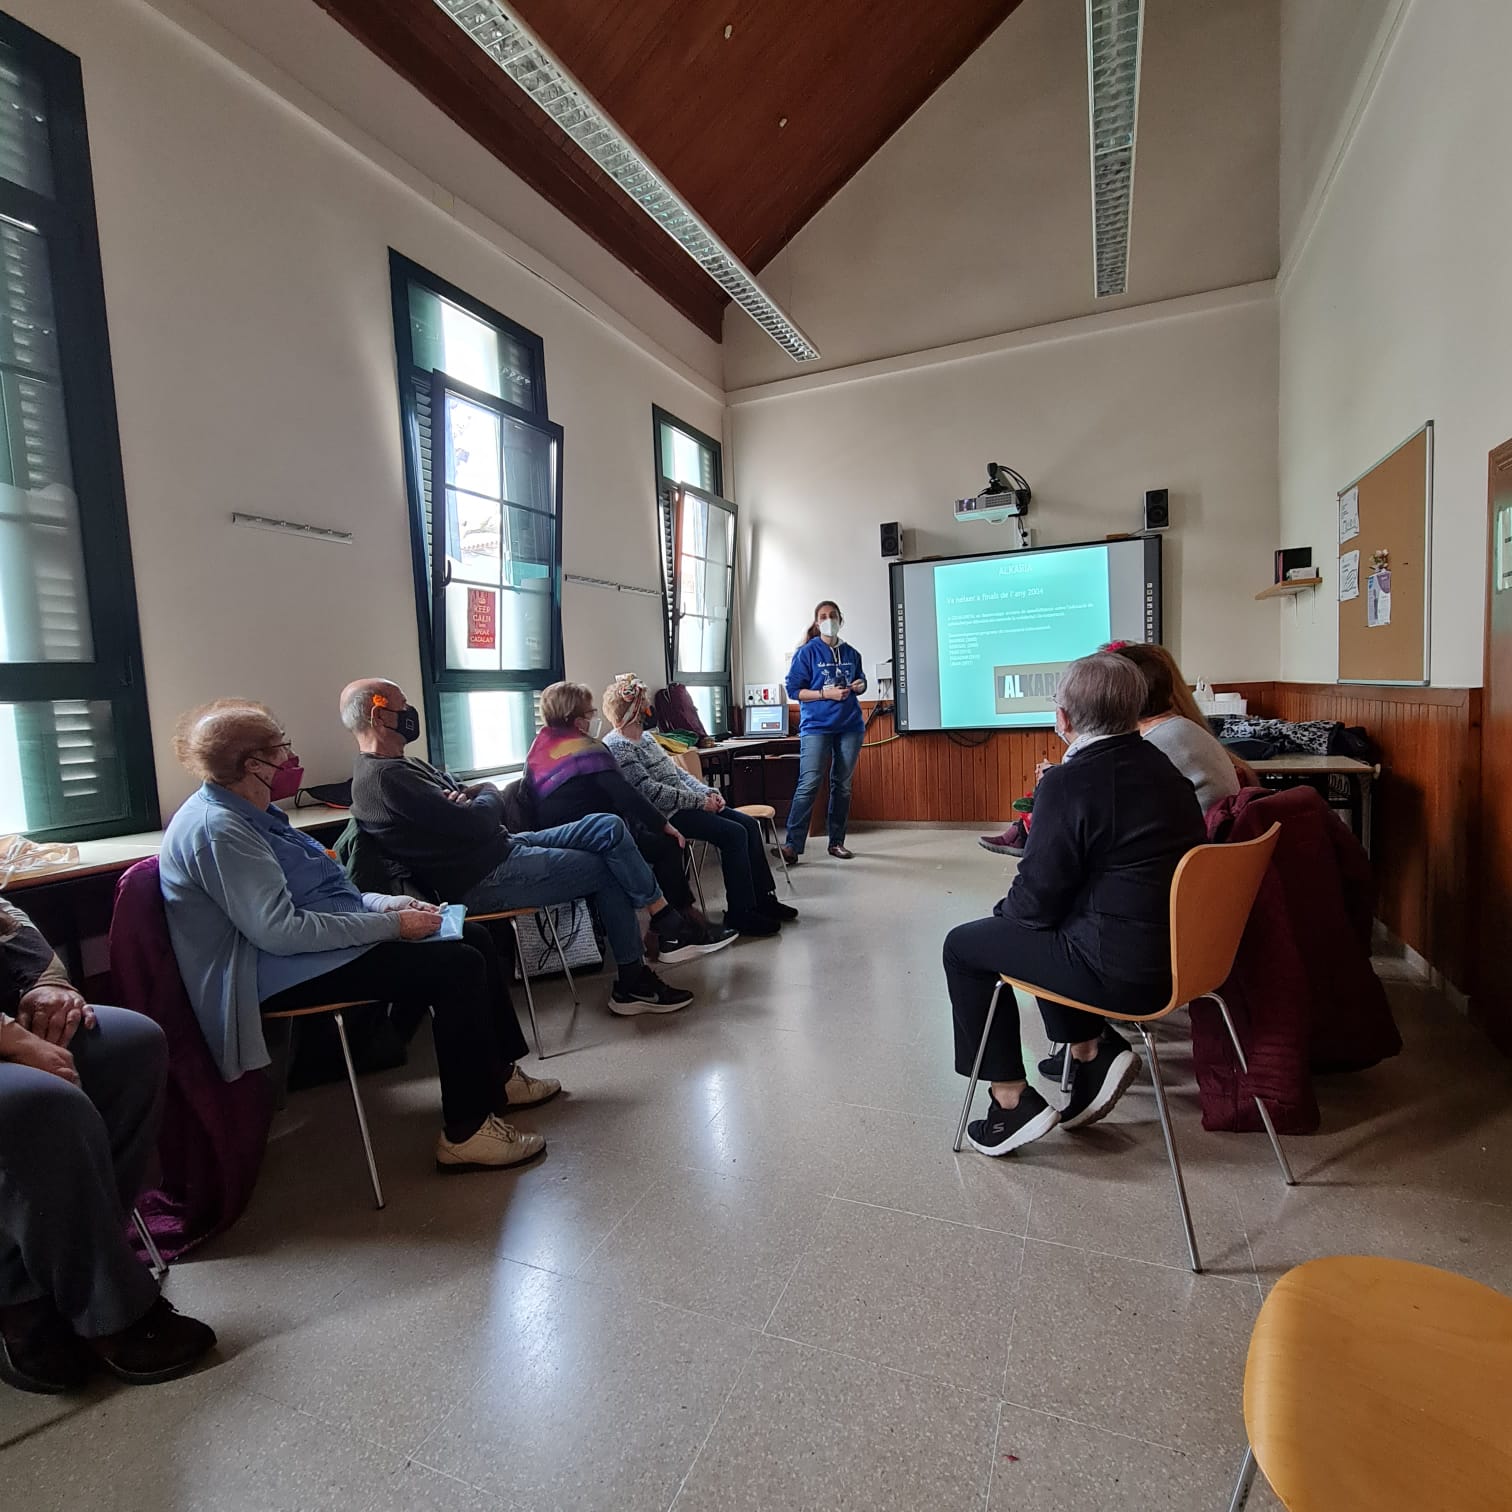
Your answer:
[111,858,272,1260]
[1192,786,1400,1133]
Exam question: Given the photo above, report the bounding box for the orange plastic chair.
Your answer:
[952,823,1288,1273]
[1229,1257,1512,1510]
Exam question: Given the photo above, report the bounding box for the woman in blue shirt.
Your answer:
[159,699,560,1174]
[782,600,867,862]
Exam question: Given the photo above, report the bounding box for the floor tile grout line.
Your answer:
[996,1393,1187,1455]
[999,1208,1031,1403]
[568,1173,663,1278]
[829,1192,1031,1240]
[664,1332,763,1512]
[756,1326,1006,1404]
[981,1398,1007,1512]
[759,1195,835,1335]
[1022,1233,1262,1288]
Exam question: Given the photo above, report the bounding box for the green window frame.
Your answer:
[0,13,156,842]
[389,251,563,778]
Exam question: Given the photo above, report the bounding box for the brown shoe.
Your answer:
[778,845,800,866]
[828,844,854,859]
[92,1297,216,1386]
[0,1299,93,1395]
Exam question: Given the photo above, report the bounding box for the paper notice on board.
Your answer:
[1338,487,1360,544]
[1367,568,1392,627]
[1339,550,1360,601]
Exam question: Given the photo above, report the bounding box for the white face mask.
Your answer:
[818,618,839,639]
[1054,708,1071,745]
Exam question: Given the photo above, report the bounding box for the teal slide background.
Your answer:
[933,547,1112,727]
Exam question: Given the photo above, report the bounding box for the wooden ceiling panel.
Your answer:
[313,0,1021,341]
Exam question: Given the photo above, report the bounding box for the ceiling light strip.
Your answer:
[1085,0,1144,298]
[432,0,820,361]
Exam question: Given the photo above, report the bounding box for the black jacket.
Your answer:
[998,732,1205,989]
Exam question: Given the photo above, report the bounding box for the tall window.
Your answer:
[390,252,562,777]
[654,408,734,737]
[0,15,154,841]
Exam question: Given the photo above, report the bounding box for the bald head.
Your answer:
[340,677,410,756]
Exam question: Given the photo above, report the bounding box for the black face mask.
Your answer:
[380,705,421,743]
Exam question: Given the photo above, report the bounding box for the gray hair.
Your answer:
[338,678,399,732]
[1055,654,1146,738]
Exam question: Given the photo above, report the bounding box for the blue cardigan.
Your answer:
[159,785,401,1080]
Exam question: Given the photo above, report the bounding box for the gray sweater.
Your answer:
[1141,716,1241,815]
[603,730,713,818]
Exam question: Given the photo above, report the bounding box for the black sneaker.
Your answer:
[92,1297,217,1386]
[756,894,799,923]
[0,1299,93,1395]
[1061,1038,1143,1130]
[655,919,738,963]
[609,967,695,1015]
[724,908,780,938]
[1038,1025,1131,1081]
[965,1086,1060,1156]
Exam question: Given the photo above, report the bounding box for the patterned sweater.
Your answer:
[604,730,713,819]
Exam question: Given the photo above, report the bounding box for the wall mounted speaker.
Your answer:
[1143,489,1170,532]
[880,521,902,559]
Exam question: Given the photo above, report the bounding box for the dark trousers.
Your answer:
[638,830,695,911]
[260,921,528,1134]
[671,806,774,914]
[0,1006,166,1336]
[943,915,1165,1082]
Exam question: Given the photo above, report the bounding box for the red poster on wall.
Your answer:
[467,588,496,649]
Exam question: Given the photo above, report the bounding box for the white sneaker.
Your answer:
[503,1067,562,1109]
[435,1114,545,1173]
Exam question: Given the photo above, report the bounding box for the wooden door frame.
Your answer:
[1473,436,1512,1054]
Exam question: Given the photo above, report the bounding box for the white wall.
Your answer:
[19,0,722,815]
[731,288,1279,690]
[1278,0,1512,686]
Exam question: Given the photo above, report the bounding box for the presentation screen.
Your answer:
[889,536,1162,732]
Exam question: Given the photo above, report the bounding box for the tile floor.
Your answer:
[5,824,1511,1511]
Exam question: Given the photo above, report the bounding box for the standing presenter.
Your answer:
[782,600,867,864]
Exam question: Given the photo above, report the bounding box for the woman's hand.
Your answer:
[0,1019,79,1085]
[15,984,95,1047]
[396,908,443,940]
[823,686,848,702]
[664,823,687,849]
[703,791,725,813]
[1035,760,1054,781]
[849,679,866,694]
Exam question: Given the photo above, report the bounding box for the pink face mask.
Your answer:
[251,752,304,802]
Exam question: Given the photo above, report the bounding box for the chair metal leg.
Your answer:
[1227,1445,1257,1512]
[132,1207,168,1281]
[1137,1025,1202,1274]
[1211,993,1295,1187]
[1058,1042,1076,1094]
[953,982,1004,1152]
[767,819,795,891]
[541,906,580,1008]
[685,847,709,917]
[332,1011,384,1210]
[509,917,547,1060]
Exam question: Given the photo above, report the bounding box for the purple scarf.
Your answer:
[524,724,618,799]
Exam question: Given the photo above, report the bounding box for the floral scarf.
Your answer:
[524,724,619,799]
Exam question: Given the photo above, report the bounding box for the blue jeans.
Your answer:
[784,727,864,853]
[460,813,661,966]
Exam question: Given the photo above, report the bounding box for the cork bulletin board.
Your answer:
[1337,422,1433,684]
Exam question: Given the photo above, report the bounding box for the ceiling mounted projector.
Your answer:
[954,463,1032,523]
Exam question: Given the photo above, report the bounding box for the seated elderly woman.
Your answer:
[0,898,215,1395]
[603,674,797,937]
[1110,642,1247,812]
[158,699,559,1174]
[522,680,735,953]
[945,655,1204,1156]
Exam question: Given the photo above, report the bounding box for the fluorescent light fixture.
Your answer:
[1085,0,1144,298]
[431,0,820,362]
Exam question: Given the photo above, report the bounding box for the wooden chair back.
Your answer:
[1167,822,1279,1010]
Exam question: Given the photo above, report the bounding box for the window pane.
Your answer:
[0,46,54,197]
[679,613,704,672]
[438,689,535,775]
[444,393,500,499]
[409,284,534,410]
[687,685,716,736]
[442,527,553,671]
[701,616,727,674]
[678,557,705,617]
[502,414,555,515]
[0,700,125,835]
[659,421,714,492]
[705,506,734,568]
[0,222,92,664]
[680,491,707,558]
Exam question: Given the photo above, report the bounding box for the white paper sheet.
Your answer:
[1367,568,1392,627]
[1339,549,1360,601]
[1339,486,1360,544]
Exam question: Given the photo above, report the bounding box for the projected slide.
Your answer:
[933,551,1111,727]
[890,536,1161,732]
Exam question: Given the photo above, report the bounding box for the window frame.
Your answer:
[652,407,734,736]
[388,250,560,778]
[0,12,157,840]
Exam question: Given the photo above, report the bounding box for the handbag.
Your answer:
[509,897,604,980]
